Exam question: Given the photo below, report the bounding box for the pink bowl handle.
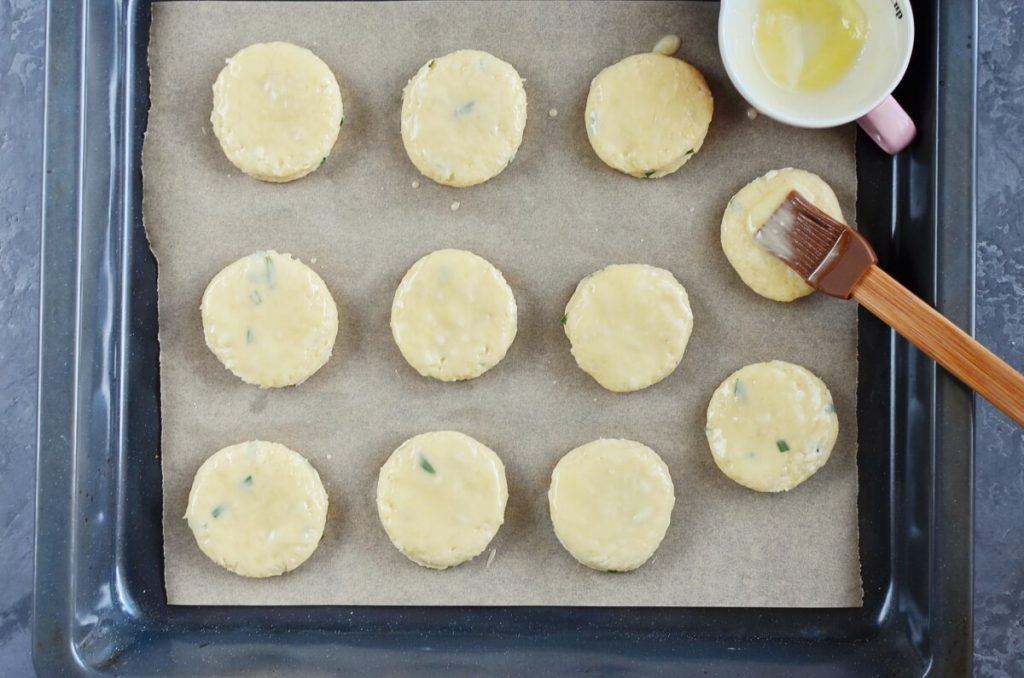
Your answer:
[857,95,917,154]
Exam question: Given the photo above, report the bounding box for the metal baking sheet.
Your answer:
[33,0,976,674]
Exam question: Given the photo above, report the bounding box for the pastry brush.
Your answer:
[756,190,1024,427]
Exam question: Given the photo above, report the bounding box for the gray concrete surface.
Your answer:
[0,0,44,676]
[974,3,1024,675]
[0,1,1021,675]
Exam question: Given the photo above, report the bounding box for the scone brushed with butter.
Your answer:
[721,168,847,302]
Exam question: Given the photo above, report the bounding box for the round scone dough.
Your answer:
[721,168,846,302]
[185,440,329,577]
[585,52,713,178]
[211,42,343,182]
[705,360,839,492]
[201,250,338,388]
[548,439,675,572]
[563,264,693,392]
[401,50,527,187]
[376,431,508,569]
[391,249,517,381]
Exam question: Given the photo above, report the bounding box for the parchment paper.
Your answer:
[146,0,862,607]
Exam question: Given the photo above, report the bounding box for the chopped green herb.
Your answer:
[242,475,253,488]
[454,100,476,117]
[428,59,436,69]
[776,440,790,453]
[249,289,262,305]
[320,156,327,167]
[560,313,568,325]
[686,148,695,155]
[245,329,255,344]
[733,379,746,399]
[825,402,836,413]
[339,115,345,128]
[643,170,656,178]
[418,453,436,475]
[211,505,225,518]
[264,255,276,288]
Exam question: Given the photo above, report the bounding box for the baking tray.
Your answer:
[33,0,977,674]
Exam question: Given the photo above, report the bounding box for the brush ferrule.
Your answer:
[812,229,878,299]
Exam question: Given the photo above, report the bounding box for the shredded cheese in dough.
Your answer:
[391,249,517,381]
[705,360,839,492]
[377,431,508,569]
[201,250,338,388]
[401,50,527,187]
[185,441,328,577]
[211,42,343,182]
[548,439,674,572]
[563,264,693,392]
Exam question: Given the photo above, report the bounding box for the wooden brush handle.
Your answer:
[853,265,1024,426]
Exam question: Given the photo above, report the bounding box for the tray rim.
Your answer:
[33,0,977,675]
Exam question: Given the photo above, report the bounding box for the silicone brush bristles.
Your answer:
[756,191,878,299]
[756,191,846,279]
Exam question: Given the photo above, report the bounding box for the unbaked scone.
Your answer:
[548,439,674,572]
[376,431,508,569]
[401,50,527,187]
[185,440,328,577]
[721,168,846,301]
[211,42,343,182]
[391,249,517,381]
[563,264,693,392]
[585,52,713,178]
[201,250,338,388]
[705,360,839,492]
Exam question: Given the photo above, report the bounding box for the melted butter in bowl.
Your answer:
[753,0,869,92]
